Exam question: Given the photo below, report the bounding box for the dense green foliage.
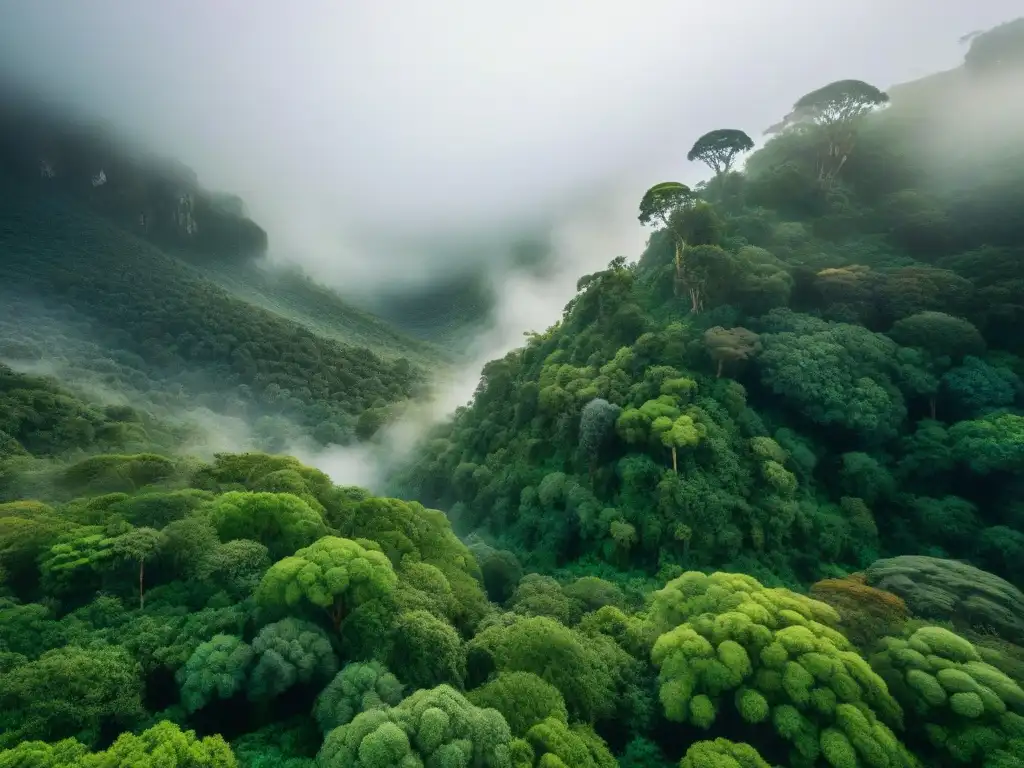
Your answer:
[395,31,1024,596]
[2,17,1024,768]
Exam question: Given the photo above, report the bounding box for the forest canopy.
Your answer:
[2,16,1024,768]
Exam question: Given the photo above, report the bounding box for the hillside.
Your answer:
[0,180,427,450]
[190,259,451,369]
[0,84,268,263]
[1,15,1024,768]
[393,29,1024,588]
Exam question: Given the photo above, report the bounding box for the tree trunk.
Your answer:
[139,559,145,610]
[716,358,723,378]
[929,396,937,421]
[330,603,345,633]
[689,286,702,314]
[673,239,683,296]
[671,446,678,474]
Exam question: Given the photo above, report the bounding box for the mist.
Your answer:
[1,2,1016,288]
[1,2,1021,488]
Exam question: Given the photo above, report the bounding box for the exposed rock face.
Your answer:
[1,87,267,261]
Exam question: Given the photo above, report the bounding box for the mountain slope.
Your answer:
[392,40,1024,590]
[191,259,451,368]
[0,181,426,448]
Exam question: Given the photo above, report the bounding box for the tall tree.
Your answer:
[112,526,166,609]
[639,181,695,288]
[687,128,755,180]
[639,182,725,311]
[766,79,889,184]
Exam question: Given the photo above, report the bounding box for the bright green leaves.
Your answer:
[0,721,237,767]
[317,685,516,768]
[679,737,771,768]
[522,718,617,768]
[615,392,705,472]
[256,536,397,630]
[205,491,327,560]
[649,571,911,767]
[39,526,118,593]
[88,720,238,767]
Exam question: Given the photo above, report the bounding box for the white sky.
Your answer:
[0,2,1017,289]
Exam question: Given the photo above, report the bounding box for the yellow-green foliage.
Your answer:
[647,571,841,635]
[256,536,397,629]
[871,626,1024,764]
[316,684,517,768]
[519,718,617,768]
[679,738,771,768]
[650,571,912,768]
[337,496,489,631]
[0,721,237,767]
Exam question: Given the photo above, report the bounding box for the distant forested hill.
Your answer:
[0,181,433,449]
[191,259,451,369]
[0,85,268,263]
[0,87,451,449]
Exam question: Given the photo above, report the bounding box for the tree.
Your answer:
[704,326,761,378]
[89,720,238,767]
[0,645,144,747]
[177,634,254,713]
[256,536,397,631]
[111,526,165,609]
[578,398,620,478]
[385,610,465,689]
[248,618,338,702]
[316,685,517,768]
[963,17,1024,74]
[768,79,889,184]
[314,662,404,734]
[203,491,327,560]
[674,244,737,313]
[679,739,770,768]
[888,311,985,363]
[687,129,755,179]
[465,616,628,724]
[649,571,912,767]
[638,182,696,294]
[467,672,569,737]
[522,718,617,768]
